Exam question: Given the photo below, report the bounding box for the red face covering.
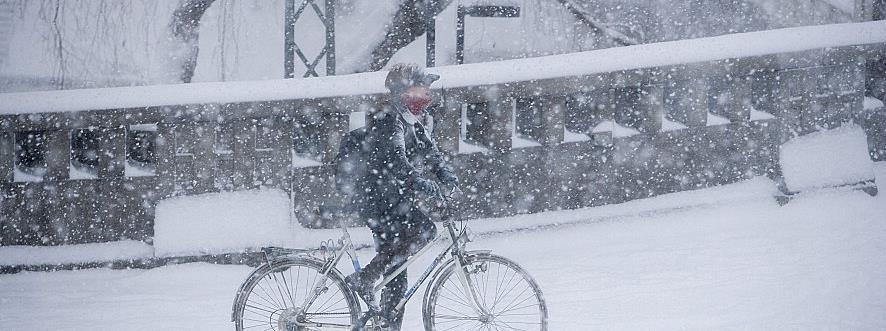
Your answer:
[400,86,432,116]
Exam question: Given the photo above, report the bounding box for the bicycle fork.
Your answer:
[453,254,492,317]
[443,221,492,318]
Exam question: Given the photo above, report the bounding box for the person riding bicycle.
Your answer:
[345,63,459,330]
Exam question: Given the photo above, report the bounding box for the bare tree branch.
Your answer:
[553,0,638,46]
[169,0,216,83]
[364,0,453,72]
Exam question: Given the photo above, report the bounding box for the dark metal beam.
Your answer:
[284,0,295,78]
[284,0,335,78]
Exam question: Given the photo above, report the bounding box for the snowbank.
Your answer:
[661,116,688,131]
[4,164,884,330]
[458,139,489,154]
[1,21,885,115]
[563,128,591,142]
[750,108,776,120]
[0,240,153,266]
[592,120,641,137]
[152,189,294,257]
[779,124,875,192]
[706,112,731,125]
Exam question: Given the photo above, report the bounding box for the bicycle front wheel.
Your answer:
[423,253,548,331]
[232,257,360,331]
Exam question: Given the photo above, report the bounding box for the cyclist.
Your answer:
[345,63,459,330]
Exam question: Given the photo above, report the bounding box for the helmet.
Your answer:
[384,63,439,94]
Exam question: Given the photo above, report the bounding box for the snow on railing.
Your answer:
[0,21,884,115]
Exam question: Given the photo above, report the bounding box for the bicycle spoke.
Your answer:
[427,255,545,331]
[434,314,482,321]
[491,266,519,312]
[439,318,481,331]
[493,318,529,331]
[243,303,277,315]
[497,284,533,315]
[310,281,338,312]
[254,281,284,309]
[271,272,292,308]
[246,294,279,312]
[439,283,473,309]
[235,260,358,331]
[280,267,296,306]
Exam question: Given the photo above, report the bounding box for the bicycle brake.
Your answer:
[468,261,488,274]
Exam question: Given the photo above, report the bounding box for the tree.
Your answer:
[361,0,646,71]
[363,0,453,72]
[157,0,217,83]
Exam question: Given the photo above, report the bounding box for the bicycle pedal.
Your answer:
[354,308,387,331]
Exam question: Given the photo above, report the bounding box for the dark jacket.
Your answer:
[357,103,455,221]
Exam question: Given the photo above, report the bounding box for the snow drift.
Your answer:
[780,124,875,192]
[152,189,293,257]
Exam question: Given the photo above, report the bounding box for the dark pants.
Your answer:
[360,206,437,330]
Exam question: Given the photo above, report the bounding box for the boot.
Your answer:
[345,271,377,306]
[380,273,407,331]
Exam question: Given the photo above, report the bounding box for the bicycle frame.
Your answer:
[291,211,486,329]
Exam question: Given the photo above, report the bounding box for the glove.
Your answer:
[439,172,461,198]
[412,178,442,200]
[439,171,459,186]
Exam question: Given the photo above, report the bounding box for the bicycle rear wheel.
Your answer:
[423,253,548,330]
[232,257,360,331]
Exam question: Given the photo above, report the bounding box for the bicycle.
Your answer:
[231,194,548,330]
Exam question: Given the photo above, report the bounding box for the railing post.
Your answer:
[277,116,294,192]
[613,85,663,134]
[320,102,348,163]
[640,85,664,132]
[232,118,256,189]
[538,96,566,146]
[486,95,513,154]
[773,67,816,142]
[465,90,512,153]
[721,59,757,123]
[433,90,461,154]
[44,129,70,181]
[97,126,126,179]
[827,56,866,127]
[154,121,176,196]
[665,78,708,127]
[0,131,11,182]
[193,121,217,192]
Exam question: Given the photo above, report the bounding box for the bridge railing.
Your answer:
[1,22,884,245]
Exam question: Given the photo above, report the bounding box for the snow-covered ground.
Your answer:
[2,163,885,330]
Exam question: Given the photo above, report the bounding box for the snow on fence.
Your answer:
[1,21,884,115]
[779,124,875,192]
[0,21,884,247]
[152,189,293,257]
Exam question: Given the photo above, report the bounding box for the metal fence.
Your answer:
[0,37,880,246]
